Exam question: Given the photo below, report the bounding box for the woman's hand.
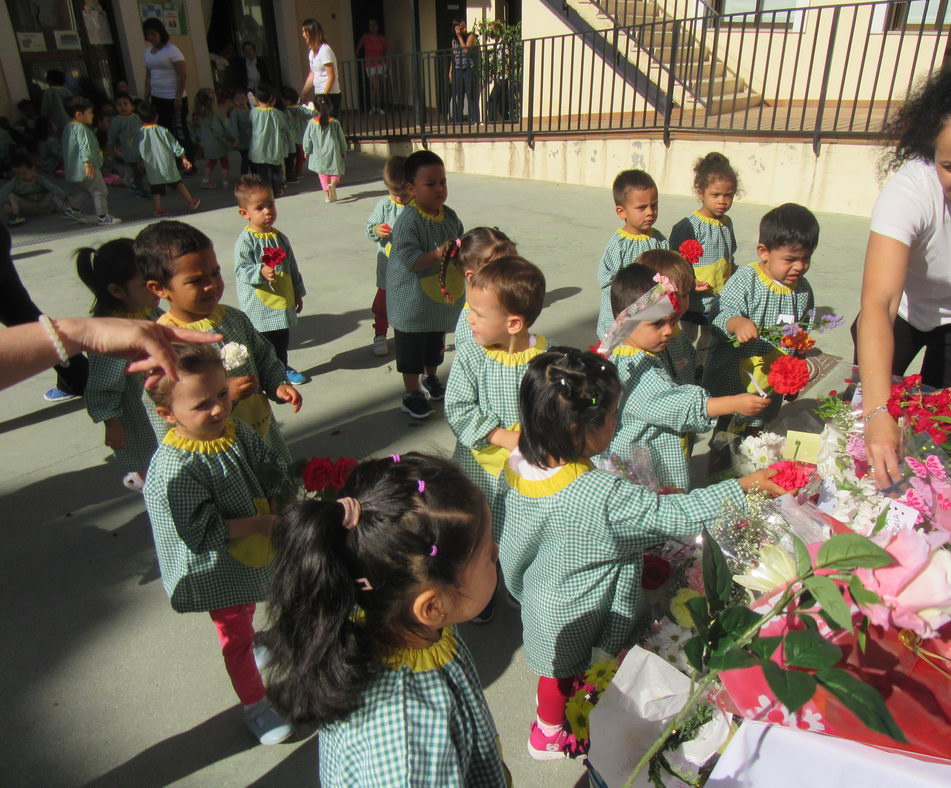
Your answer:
[864,411,903,488]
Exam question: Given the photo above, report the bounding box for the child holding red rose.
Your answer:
[233,174,308,384]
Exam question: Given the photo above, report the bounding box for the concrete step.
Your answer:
[705,90,764,115]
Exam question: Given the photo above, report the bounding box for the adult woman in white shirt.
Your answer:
[856,69,951,489]
[301,18,341,118]
[142,17,193,159]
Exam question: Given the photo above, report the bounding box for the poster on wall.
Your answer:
[83,0,114,45]
[138,1,188,36]
[54,30,83,50]
[16,32,46,52]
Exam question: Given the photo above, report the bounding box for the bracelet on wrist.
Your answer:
[38,314,70,367]
[863,405,889,425]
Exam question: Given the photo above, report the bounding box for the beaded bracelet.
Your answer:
[38,314,70,367]
[863,404,888,425]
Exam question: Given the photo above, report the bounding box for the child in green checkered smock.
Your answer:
[76,239,164,488]
[107,94,145,197]
[192,87,236,189]
[136,102,199,217]
[136,219,303,464]
[267,454,509,786]
[228,91,252,174]
[143,342,294,746]
[249,85,291,194]
[497,347,781,759]
[302,100,346,201]
[63,98,118,223]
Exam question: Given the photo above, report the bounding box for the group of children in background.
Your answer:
[64,145,819,778]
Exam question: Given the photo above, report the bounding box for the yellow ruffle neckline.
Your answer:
[612,344,656,358]
[410,200,445,222]
[752,262,794,295]
[617,228,651,241]
[381,626,458,672]
[246,226,278,238]
[163,418,236,454]
[158,304,226,332]
[504,457,595,498]
[140,123,158,129]
[483,335,548,366]
[693,210,725,226]
[389,195,404,207]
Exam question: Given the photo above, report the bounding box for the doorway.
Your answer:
[206,0,282,93]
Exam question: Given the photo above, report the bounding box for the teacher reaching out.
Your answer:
[856,69,951,490]
[301,18,341,119]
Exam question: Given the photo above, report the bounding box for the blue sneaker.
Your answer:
[44,387,78,402]
[285,367,309,385]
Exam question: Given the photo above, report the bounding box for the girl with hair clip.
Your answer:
[302,97,346,202]
[77,238,162,490]
[499,347,785,759]
[267,453,510,786]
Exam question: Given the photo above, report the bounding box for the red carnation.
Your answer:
[767,460,815,491]
[641,555,673,590]
[262,247,287,269]
[767,354,810,395]
[329,457,359,490]
[678,240,704,265]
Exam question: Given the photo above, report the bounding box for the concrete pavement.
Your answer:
[0,151,872,786]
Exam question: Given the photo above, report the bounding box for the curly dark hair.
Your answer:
[881,68,951,174]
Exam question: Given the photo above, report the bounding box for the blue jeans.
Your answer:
[452,68,479,123]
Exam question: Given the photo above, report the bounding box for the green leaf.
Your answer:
[791,533,812,577]
[817,533,893,570]
[798,612,819,631]
[818,608,845,632]
[848,575,884,607]
[749,635,783,660]
[702,528,732,613]
[686,595,710,637]
[709,647,758,671]
[784,628,843,670]
[871,506,890,536]
[760,660,817,712]
[684,635,705,672]
[816,668,907,743]
[718,606,763,639]
[857,616,869,653]
[804,576,854,631]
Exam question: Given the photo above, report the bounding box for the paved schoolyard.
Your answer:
[0,151,872,786]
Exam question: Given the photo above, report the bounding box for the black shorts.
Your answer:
[150,183,174,195]
[393,330,445,374]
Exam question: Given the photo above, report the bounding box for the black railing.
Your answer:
[334,0,948,151]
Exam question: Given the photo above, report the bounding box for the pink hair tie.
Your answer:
[355,577,373,591]
[429,544,438,557]
[390,454,400,462]
[417,479,426,494]
[338,497,362,530]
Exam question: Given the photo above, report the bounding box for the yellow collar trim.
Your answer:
[504,458,594,498]
[257,106,273,111]
[752,262,793,295]
[693,210,724,226]
[612,344,655,358]
[483,335,548,366]
[617,228,651,241]
[112,306,156,320]
[410,200,445,222]
[163,419,236,454]
[157,304,226,331]
[388,195,404,207]
[246,226,278,238]
[381,627,457,672]
[140,123,158,129]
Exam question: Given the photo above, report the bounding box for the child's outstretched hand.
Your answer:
[738,468,788,497]
[83,162,95,180]
[728,316,759,343]
[276,383,302,412]
[104,418,126,450]
[295,297,303,314]
[732,393,771,416]
[181,157,194,173]
[229,374,258,401]
[374,223,391,239]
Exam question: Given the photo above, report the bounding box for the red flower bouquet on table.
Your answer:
[887,374,951,448]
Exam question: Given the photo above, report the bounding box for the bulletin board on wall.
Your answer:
[138,0,188,36]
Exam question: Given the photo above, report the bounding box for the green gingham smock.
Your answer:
[137,124,183,185]
[497,451,745,676]
[147,306,291,463]
[597,228,669,338]
[62,121,102,183]
[285,104,313,142]
[233,227,306,333]
[661,324,696,386]
[249,107,291,166]
[598,345,714,492]
[365,195,405,290]
[388,203,465,332]
[143,418,282,613]
[0,173,69,205]
[107,113,143,164]
[669,211,737,316]
[454,303,473,352]
[703,263,814,427]
[302,117,346,176]
[228,108,252,150]
[192,113,234,160]
[318,627,508,787]
[85,306,163,473]
[445,335,550,514]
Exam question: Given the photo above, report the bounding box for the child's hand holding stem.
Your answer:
[727,316,759,343]
[229,374,258,401]
[738,468,788,497]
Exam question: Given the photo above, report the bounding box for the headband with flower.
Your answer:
[594,273,679,356]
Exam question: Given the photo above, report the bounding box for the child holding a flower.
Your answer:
[232,174,308,384]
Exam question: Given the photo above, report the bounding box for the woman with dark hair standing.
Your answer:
[301,19,341,119]
[449,19,479,123]
[142,17,193,161]
[856,69,951,490]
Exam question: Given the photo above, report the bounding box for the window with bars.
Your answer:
[887,0,951,30]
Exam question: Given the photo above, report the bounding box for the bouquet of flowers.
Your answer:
[595,273,678,354]
[887,374,951,448]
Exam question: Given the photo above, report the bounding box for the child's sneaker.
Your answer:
[401,391,433,419]
[372,335,389,356]
[326,182,337,202]
[7,214,25,226]
[43,387,78,402]
[285,367,308,385]
[421,374,444,401]
[189,199,201,210]
[201,178,215,189]
[122,472,145,492]
[63,206,83,222]
[243,699,293,745]
[527,722,570,761]
[97,214,122,225]
[154,208,169,218]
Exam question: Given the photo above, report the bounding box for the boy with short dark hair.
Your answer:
[63,96,121,225]
[0,153,84,226]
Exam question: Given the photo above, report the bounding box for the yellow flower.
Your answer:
[670,587,703,629]
[584,659,618,692]
[733,543,798,594]
[565,689,594,740]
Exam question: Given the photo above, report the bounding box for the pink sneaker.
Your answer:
[527,721,569,761]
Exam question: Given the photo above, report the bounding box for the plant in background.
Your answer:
[473,19,523,120]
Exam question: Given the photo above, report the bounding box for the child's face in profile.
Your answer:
[698,178,736,219]
[76,107,95,125]
[408,164,448,213]
[627,315,675,354]
[442,512,499,627]
[12,165,36,184]
[238,188,277,230]
[149,248,225,321]
[466,285,518,347]
[159,365,232,441]
[758,243,811,288]
[116,97,134,116]
[617,187,658,235]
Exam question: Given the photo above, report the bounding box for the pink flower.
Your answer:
[845,433,867,463]
[652,272,677,293]
[856,528,951,638]
[767,460,815,491]
[686,559,705,594]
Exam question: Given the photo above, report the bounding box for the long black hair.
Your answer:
[266,453,487,727]
[518,347,620,468]
[75,238,139,317]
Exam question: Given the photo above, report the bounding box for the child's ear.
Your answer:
[463,269,475,283]
[155,406,177,426]
[405,181,417,201]
[237,206,249,220]
[145,279,168,299]
[411,587,448,629]
[506,313,526,336]
[755,243,770,263]
[106,282,126,302]
[615,203,626,222]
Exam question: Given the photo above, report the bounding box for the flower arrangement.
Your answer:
[767,459,816,491]
[887,374,951,447]
[733,431,786,474]
[301,456,359,497]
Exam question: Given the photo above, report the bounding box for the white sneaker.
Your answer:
[327,182,337,203]
[122,472,145,492]
[372,335,389,356]
[97,214,122,225]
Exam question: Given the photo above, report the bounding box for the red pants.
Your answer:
[536,675,575,725]
[206,156,230,172]
[372,288,389,337]
[209,603,266,706]
[318,173,340,191]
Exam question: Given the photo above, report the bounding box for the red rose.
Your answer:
[678,239,704,265]
[262,247,287,269]
[301,457,334,492]
[328,457,359,490]
[767,460,815,491]
[767,354,810,395]
[641,554,673,590]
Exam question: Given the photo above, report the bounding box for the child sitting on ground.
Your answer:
[136,219,302,461]
[388,150,465,420]
[77,239,162,491]
[192,87,236,189]
[40,69,72,135]
[267,453,509,784]
[596,169,668,338]
[137,101,200,217]
[597,261,768,492]
[143,342,293,746]
[107,93,147,199]
[1,153,84,226]
[498,348,784,759]
[302,98,346,203]
[228,90,253,175]
[36,118,62,176]
[233,175,308,385]
[249,83,290,195]
[62,96,121,225]
[364,155,406,356]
